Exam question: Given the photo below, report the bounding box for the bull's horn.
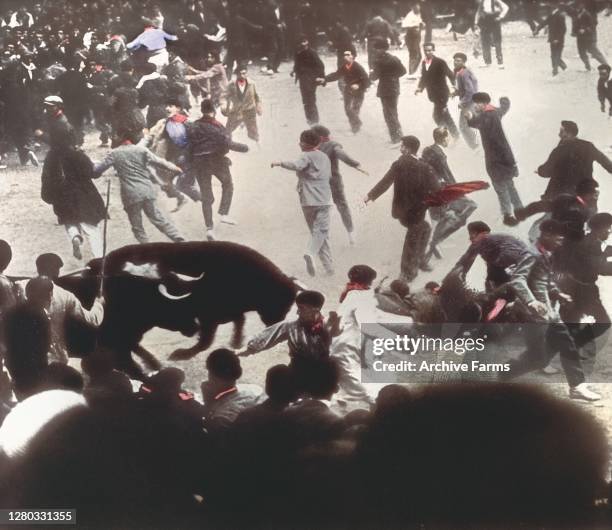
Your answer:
[174,272,205,282]
[158,284,192,300]
[289,276,309,291]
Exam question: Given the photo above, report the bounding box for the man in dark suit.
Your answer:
[365,136,439,282]
[291,36,325,125]
[415,43,459,139]
[597,64,612,116]
[537,120,612,201]
[466,92,523,226]
[370,39,406,143]
[535,4,567,76]
[573,0,607,71]
[321,51,369,133]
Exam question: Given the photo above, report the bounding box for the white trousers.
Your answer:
[65,222,104,258]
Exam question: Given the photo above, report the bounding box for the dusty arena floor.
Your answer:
[2,19,612,462]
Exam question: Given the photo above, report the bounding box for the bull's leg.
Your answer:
[169,320,218,361]
[133,344,163,371]
[115,348,148,381]
[230,315,246,349]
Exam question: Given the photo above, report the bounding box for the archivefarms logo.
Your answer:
[360,324,515,384]
[359,322,611,384]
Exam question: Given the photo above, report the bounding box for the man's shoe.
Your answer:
[498,64,505,70]
[419,261,434,272]
[569,383,601,402]
[303,254,316,277]
[172,195,189,212]
[514,207,527,222]
[540,364,560,375]
[503,214,519,227]
[72,236,83,260]
[27,150,39,167]
[220,214,237,225]
[206,228,216,241]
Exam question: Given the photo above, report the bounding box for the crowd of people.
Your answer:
[1,0,612,526]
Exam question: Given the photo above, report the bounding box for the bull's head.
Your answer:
[121,261,205,301]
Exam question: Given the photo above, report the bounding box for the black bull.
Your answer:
[56,242,298,378]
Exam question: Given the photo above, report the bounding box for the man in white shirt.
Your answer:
[476,0,509,68]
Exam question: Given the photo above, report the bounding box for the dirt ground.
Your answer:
[2,19,612,458]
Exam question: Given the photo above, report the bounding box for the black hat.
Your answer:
[472,92,491,104]
[295,290,325,308]
[598,64,611,72]
[561,120,579,136]
[206,348,242,380]
[299,129,320,148]
[348,264,377,285]
[539,219,565,235]
[588,212,612,231]
[453,52,467,61]
[200,99,215,115]
[35,252,64,273]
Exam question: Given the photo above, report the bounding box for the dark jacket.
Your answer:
[138,76,170,128]
[187,117,248,160]
[574,9,597,41]
[325,61,370,93]
[370,52,406,98]
[467,98,517,180]
[318,140,360,178]
[56,69,90,112]
[368,154,439,226]
[41,144,106,225]
[418,57,455,104]
[536,9,566,43]
[292,48,325,85]
[537,138,612,199]
[566,233,612,284]
[421,144,456,185]
[597,76,612,116]
[455,233,531,274]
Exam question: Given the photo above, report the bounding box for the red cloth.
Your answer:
[424,181,490,207]
[339,282,369,303]
[237,79,247,86]
[310,315,325,333]
[484,104,497,112]
[169,113,188,123]
[485,298,507,322]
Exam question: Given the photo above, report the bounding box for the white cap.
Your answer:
[43,95,63,106]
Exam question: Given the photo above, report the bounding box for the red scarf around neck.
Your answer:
[169,113,188,123]
[339,282,369,303]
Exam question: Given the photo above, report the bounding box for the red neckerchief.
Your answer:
[536,241,551,258]
[169,113,188,123]
[424,57,432,65]
[110,35,123,42]
[121,139,133,145]
[339,282,369,303]
[576,195,587,206]
[310,315,325,333]
[302,145,319,152]
[455,66,465,76]
[320,136,330,143]
[214,387,237,401]
[53,109,63,118]
[344,62,354,71]
[483,104,497,112]
[237,79,247,86]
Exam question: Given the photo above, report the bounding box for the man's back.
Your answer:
[372,53,406,97]
[539,138,612,198]
[421,144,455,184]
[369,154,439,226]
